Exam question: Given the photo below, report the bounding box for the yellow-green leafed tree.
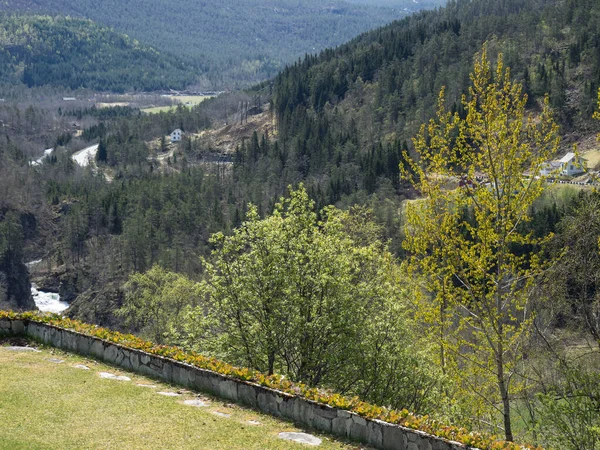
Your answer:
[402,46,560,441]
[118,265,203,345]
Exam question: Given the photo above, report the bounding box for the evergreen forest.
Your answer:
[1,0,445,87]
[0,14,199,92]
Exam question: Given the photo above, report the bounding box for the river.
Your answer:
[31,284,69,314]
[71,144,99,167]
[26,260,69,314]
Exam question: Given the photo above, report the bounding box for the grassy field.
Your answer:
[582,149,600,169]
[0,343,359,450]
[141,95,213,114]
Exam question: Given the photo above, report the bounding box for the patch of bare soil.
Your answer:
[0,337,31,347]
[194,107,276,154]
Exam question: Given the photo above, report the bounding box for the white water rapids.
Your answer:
[26,260,69,314]
[31,284,69,314]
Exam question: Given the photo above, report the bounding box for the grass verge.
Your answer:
[0,342,358,450]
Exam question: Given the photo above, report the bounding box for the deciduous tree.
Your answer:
[183,186,437,411]
[402,46,560,441]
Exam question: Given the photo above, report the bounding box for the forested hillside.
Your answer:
[234,0,598,216]
[2,0,600,448]
[346,0,444,6]
[0,14,199,92]
[273,0,599,151]
[1,0,442,87]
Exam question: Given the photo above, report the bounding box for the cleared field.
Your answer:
[96,102,130,108]
[141,95,213,114]
[176,95,213,104]
[582,149,600,169]
[0,344,357,450]
[141,105,177,114]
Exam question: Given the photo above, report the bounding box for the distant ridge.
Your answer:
[0,14,198,92]
[0,0,447,87]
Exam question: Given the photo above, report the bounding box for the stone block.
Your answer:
[278,395,297,421]
[382,423,408,450]
[314,404,338,420]
[120,349,134,371]
[140,353,151,366]
[90,340,105,359]
[162,360,173,383]
[173,364,189,387]
[76,336,93,356]
[293,398,315,427]
[432,439,463,450]
[337,409,352,419]
[11,320,24,335]
[186,367,196,387]
[350,414,368,442]
[257,389,281,417]
[420,439,433,450]
[366,419,384,448]
[148,358,164,375]
[115,349,126,367]
[64,333,77,352]
[238,383,258,408]
[49,328,62,347]
[25,322,39,339]
[138,362,161,379]
[104,344,119,365]
[0,320,10,330]
[408,430,435,450]
[193,370,215,394]
[312,411,332,434]
[129,352,140,371]
[214,378,239,403]
[332,416,352,438]
[32,323,47,342]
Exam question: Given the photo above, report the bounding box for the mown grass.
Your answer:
[0,344,358,450]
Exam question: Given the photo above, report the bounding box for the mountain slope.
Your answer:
[1,0,446,87]
[0,14,198,92]
[273,0,600,135]
[264,0,600,204]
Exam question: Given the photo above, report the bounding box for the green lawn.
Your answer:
[0,344,358,450]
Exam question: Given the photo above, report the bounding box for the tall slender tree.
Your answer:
[402,46,560,441]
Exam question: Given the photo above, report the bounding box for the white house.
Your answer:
[539,152,586,177]
[170,129,183,143]
[558,152,586,176]
[539,161,561,176]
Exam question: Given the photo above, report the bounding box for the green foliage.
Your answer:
[0,210,23,261]
[402,48,560,441]
[270,0,600,199]
[117,265,202,344]
[544,191,600,341]
[536,363,600,450]
[183,186,436,412]
[0,0,437,87]
[0,210,34,310]
[0,14,198,91]
[95,139,107,164]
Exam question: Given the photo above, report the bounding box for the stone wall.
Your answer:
[0,318,477,450]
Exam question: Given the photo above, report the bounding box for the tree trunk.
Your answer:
[497,338,513,441]
[268,351,275,376]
